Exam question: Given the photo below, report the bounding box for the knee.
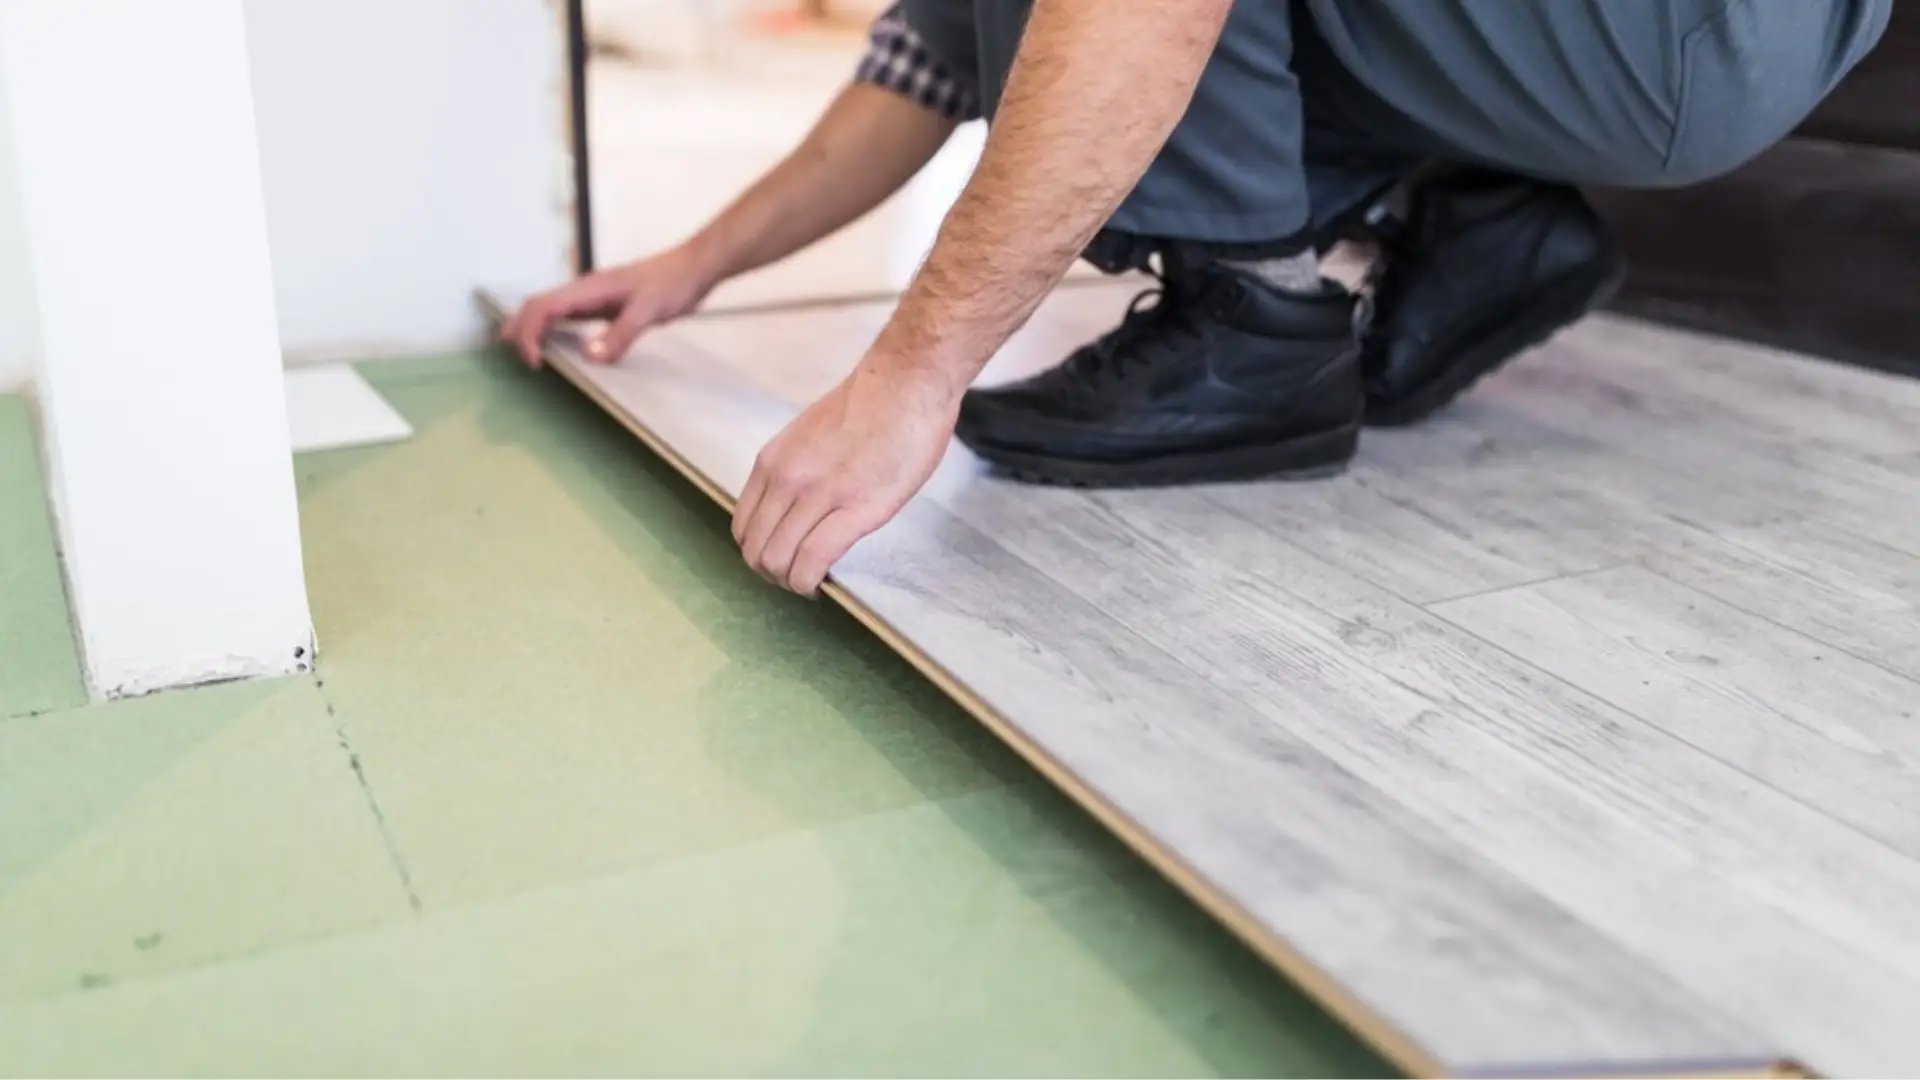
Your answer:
[1572,119,1784,191]
[1657,119,1791,189]
[1657,59,1827,187]
[1650,0,1887,188]
[1649,58,1822,188]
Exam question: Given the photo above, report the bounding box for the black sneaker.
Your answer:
[954,257,1364,487]
[1361,170,1626,427]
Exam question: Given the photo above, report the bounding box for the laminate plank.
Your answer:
[1485,331,1920,557]
[1174,375,1830,608]
[1163,316,1894,605]
[1431,565,1920,860]
[1161,463,1648,605]
[1062,322,1655,602]
[1387,398,1802,539]
[980,312,1747,606]
[928,480,1920,1076]
[1553,314,1920,456]
[1640,521,1920,681]
[476,285,1776,1077]
[834,498,1768,1077]
[1198,444,1716,605]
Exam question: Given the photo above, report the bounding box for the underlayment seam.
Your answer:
[313,675,423,913]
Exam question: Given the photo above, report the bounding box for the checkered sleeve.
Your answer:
[852,3,982,123]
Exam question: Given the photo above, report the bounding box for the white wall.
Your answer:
[587,0,892,66]
[243,0,573,364]
[2,0,314,698]
[0,2,573,388]
[0,64,37,392]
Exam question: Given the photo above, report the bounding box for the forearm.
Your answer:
[684,83,958,283]
[866,0,1231,396]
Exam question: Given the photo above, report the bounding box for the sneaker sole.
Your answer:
[1364,252,1627,429]
[964,422,1360,489]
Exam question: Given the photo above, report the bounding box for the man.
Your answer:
[505,0,1889,597]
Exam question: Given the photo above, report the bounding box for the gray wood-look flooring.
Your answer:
[480,280,1920,1077]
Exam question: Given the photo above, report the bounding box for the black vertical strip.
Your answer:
[567,0,596,273]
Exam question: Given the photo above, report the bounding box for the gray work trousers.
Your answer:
[900,0,1891,254]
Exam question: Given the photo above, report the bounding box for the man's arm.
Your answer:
[731,0,1235,595]
[684,82,959,287]
[864,0,1234,397]
[697,1,979,281]
[504,4,975,365]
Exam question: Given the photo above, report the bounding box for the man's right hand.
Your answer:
[500,244,718,369]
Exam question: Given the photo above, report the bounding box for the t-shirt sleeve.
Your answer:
[851,3,982,122]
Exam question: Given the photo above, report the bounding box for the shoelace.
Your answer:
[1072,265,1209,381]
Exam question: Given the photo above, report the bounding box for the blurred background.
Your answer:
[582,0,992,309]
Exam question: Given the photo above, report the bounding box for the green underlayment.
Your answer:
[0,355,1391,1077]
[0,396,86,719]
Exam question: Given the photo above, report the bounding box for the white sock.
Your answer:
[1220,250,1322,294]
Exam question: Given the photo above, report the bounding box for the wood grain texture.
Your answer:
[1432,565,1920,863]
[1640,522,1920,682]
[476,280,1920,1076]
[836,497,1764,1077]
[1479,327,1920,560]
[939,484,1920,1078]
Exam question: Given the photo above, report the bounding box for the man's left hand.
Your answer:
[733,357,959,596]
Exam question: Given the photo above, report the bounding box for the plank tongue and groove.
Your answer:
[477,282,1920,1077]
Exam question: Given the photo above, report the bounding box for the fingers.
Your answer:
[511,299,553,369]
[734,438,841,591]
[736,472,870,596]
[732,460,770,549]
[786,506,876,597]
[586,304,653,365]
[728,376,922,597]
[736,463,806,578]
[499,272,634,369]
[731,448,876,595]
[752,484,832,587]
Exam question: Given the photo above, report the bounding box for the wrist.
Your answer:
[674,230,736,291]
[864,275,1004,400]
[856,353,973,423]
[856,339,971,418]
